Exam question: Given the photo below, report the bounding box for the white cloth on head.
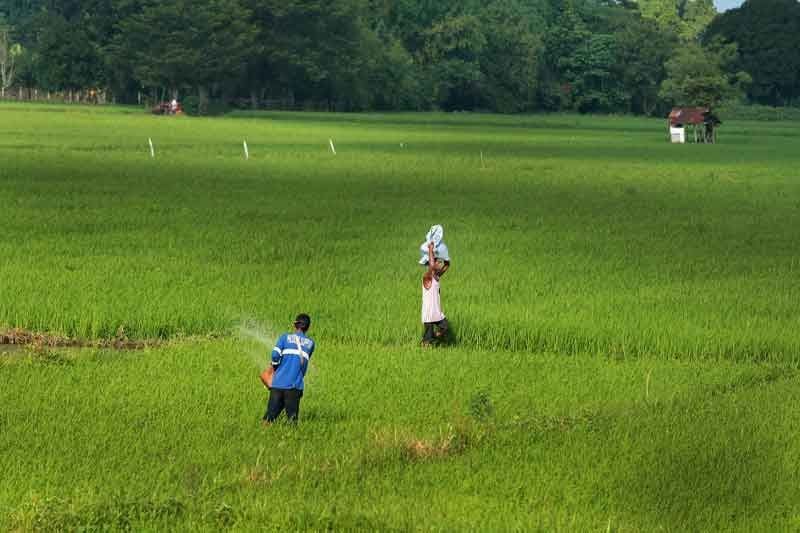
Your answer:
[419,241,450,264]
[418,224,450,265]
[426,225,444,246]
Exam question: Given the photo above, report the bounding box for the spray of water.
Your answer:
[235,316,320,383]
[236,317,279,370]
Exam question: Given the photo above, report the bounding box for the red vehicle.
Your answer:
[151,100,183,115]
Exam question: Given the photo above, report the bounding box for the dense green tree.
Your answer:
[659,40,750,107]
[420,14,486,110]
[30,11,102,94]
[360,3,429,110]
[679,0,716,41]
[478,0,545,112]
[706,0,800,106]
[369,0,471,55]
[242,0,372,109]
[0,22,19,96]
[0,0,793,113]
[636,0,716,41]
[541,0,592,110]
[12,42,35,90]
[0,1,45,34]
[109,0,257,111]
[361,34,425,110]
[613,13,676,114]
[574,33,625,112]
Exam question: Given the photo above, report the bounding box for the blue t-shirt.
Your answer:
[270,332,315,390]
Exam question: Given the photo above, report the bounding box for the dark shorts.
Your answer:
[422,318,449,344]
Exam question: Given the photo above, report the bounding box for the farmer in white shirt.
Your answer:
[421,241,449,346]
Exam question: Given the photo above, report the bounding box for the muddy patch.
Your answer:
[0,343,75,366]
[1,328,156,350]
[0,344,28,361]
[0,343,26,355]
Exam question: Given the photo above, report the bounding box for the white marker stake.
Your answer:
[329,138,336,155]
[243,140,250,160]
[148,137,155,159]
[480,150,485,169]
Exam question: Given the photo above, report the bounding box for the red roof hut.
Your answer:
[667,107,721,143]
[669,107,709,127]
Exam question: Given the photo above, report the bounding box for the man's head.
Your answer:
[293,313,311,332]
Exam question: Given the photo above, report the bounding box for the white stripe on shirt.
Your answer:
[281,348,309,360]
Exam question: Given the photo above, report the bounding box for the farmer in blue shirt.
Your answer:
[263,313,315,423]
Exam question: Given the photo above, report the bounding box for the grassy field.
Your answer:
[2,102,800,531]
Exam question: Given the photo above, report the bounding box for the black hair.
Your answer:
[294,313,311,332]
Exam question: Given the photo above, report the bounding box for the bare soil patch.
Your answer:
[0,328,155,350]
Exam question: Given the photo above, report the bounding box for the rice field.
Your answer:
[2,103,800,531]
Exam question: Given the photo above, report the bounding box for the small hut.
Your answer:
[668,107,721,144]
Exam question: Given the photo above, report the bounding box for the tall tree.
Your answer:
[541,0,592,110]
[4,0,786,114]
[0,1,47,34]
[242,0,372,109]
[0,23,19,96]
[636,0,716,41]
[420,13,486,110]
[478,0,545,112]
[370,0,471,56]
[706,0,800,106]
[613,12,676,114]
[110,0,258,111]
[659,40,750,107]
[30,11,102,95]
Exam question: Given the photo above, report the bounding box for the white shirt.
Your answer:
[421,276,445,323]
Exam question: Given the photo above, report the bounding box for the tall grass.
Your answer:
[2,105,800,361]
[1,341,798,530]
[3,105,800,530]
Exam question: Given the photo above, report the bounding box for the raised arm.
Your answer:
[427,242,436,273]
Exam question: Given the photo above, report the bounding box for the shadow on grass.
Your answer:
[417,320,459,349]
[301,406,349,424]
[609,397,788,529]
[287,507,405,531]
[7,497,186,532]
[226,110,664,134]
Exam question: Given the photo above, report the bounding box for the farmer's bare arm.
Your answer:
[427,242,436,273]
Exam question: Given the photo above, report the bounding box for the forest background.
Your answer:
[0,0,798,115]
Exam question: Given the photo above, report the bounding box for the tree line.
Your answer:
[0,0,798,114]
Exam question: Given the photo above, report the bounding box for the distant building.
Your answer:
[668,107,721,144]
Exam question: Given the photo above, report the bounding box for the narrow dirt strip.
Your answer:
[0,328,157,350]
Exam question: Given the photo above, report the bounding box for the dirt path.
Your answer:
[0,328,155,350]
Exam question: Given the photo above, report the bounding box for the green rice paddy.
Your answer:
[2,103,800,530]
